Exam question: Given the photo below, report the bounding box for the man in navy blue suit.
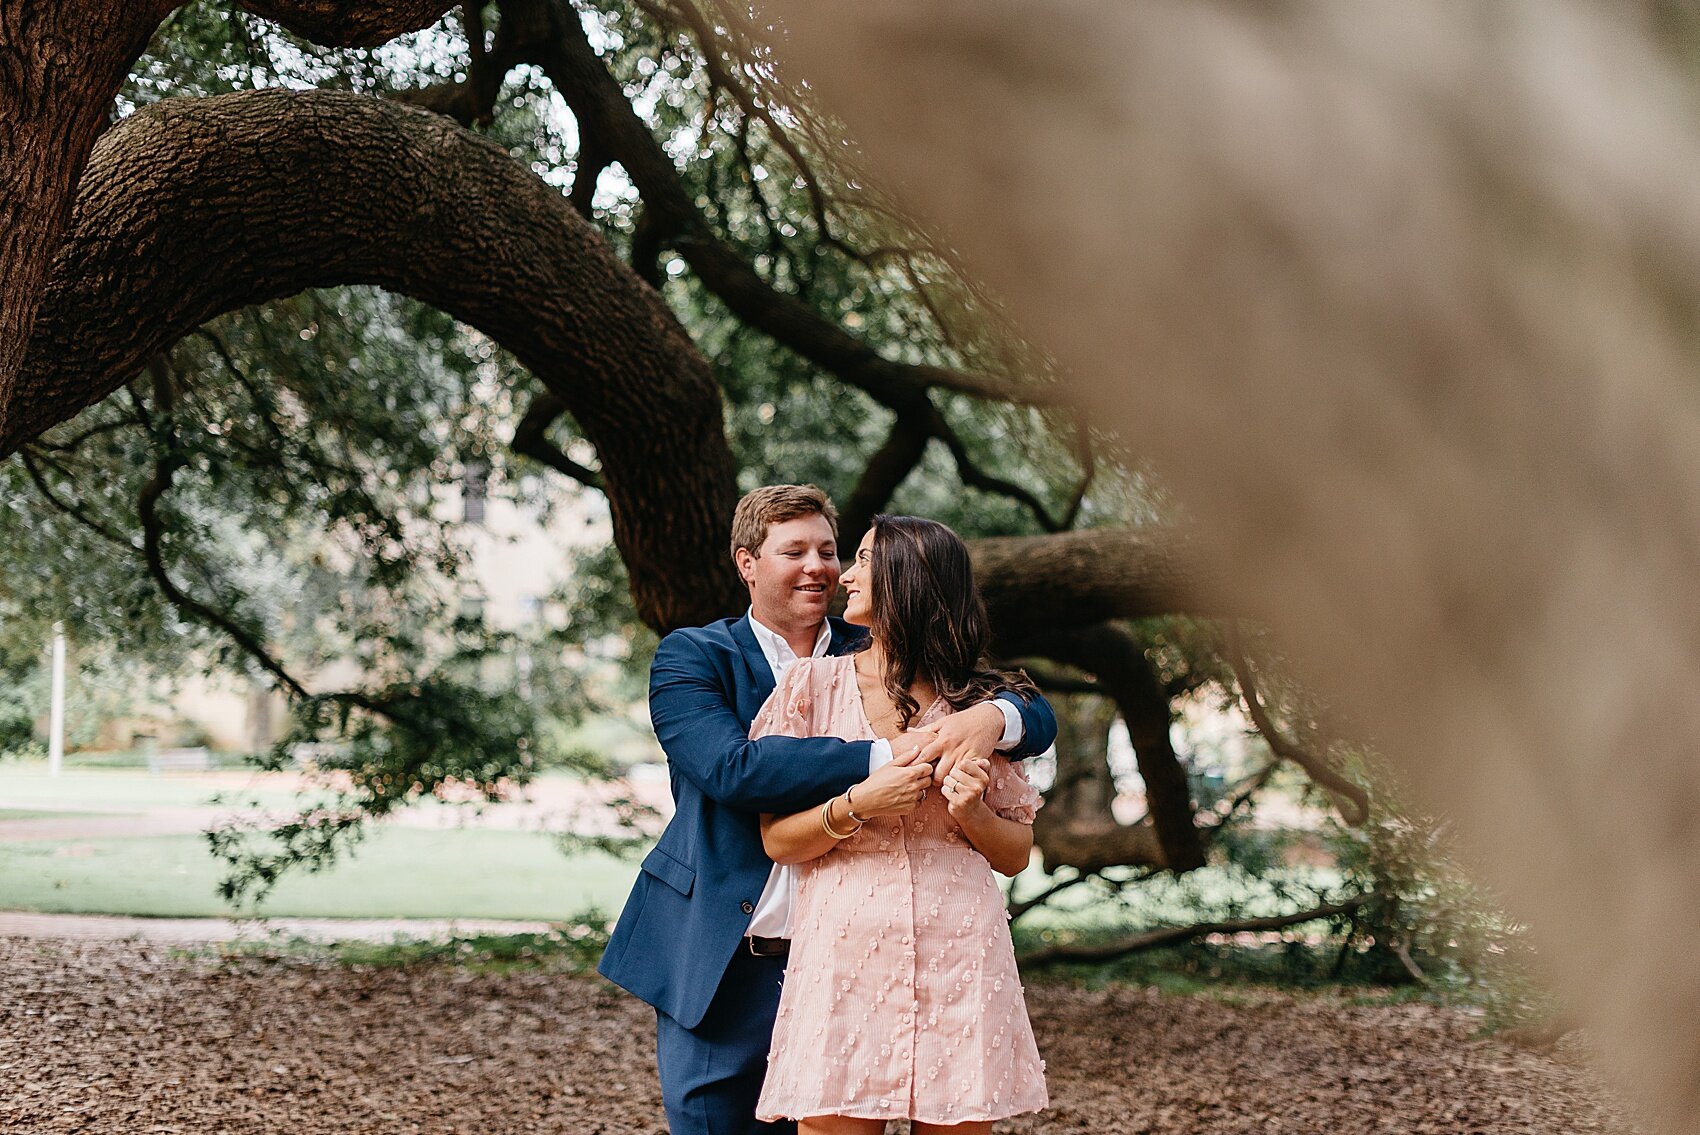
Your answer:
[599,484,1057,1135]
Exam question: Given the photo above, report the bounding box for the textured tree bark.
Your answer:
[974,527,1214,644]
[9,88,742,632]
[0,0,460,450]
[236,0,456,48]
[0,0,171,427]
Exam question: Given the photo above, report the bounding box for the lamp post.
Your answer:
[47,621,65,776]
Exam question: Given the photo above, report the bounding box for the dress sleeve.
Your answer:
[985,754,1043,825]
[749,658,820,740]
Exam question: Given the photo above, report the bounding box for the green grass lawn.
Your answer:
[0,762,643,920]
[0,763,1336,940]
[0,827,639,919]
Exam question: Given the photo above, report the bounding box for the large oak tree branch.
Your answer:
[974,527,1215,645]
[400,0,1076,523]
[1023,622,1207,872]
[235,0,456,47]
[1225,622,1370,827]
[12,89,1215,636]
[10,88,741,631]
[1029,817,1165,877]
[1018,895,1371,967]
[511,391,604,491]
[505,0,1064,414]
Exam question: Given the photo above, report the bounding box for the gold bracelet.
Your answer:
[821,796,861,839]
[845,784,871,824]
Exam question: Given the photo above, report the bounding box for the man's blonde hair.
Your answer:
[730,484,838,560]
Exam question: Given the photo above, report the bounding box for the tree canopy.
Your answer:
[1,1,1366,931]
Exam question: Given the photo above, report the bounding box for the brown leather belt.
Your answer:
[744,935,789,958]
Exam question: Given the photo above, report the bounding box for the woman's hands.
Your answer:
[850,759,934,817]
[941,757,1034,875]
[763,754,931,864]
[940,756,991,821]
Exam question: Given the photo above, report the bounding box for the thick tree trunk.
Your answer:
[9,89,742,631]
[1022,623,1207,872]
[0,0,461,448]
[0,1,169,421]
[1031,691,1169,874]
[776,3,1700,1127]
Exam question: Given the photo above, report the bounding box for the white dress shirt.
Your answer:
[742,612,1024,938]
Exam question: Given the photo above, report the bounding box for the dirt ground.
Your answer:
[0,937,1643,1135]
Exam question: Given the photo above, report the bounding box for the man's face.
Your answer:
[736,513,840,632]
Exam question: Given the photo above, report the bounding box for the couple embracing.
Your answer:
[598,484,1054,1135]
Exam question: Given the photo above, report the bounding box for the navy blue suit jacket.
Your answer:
[597,614,1057,1030]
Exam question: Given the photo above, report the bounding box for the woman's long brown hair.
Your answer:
[861,514,1038,729]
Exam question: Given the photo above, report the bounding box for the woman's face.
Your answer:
[839,528,876,626]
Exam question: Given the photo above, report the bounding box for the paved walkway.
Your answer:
[0,806,230,841]
[0,910,556,944]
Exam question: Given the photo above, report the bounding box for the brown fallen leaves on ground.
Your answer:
[0,938,1642,1134]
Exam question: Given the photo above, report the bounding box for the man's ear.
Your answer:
[734,547,757,585]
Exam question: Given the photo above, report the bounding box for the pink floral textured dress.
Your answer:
[751,655,1048,1125]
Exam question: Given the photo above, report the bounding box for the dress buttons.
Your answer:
[741,901,755,914]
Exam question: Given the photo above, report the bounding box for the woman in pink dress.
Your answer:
[751,515,1048,1134]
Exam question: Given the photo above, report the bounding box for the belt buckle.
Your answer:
[746,935,786,957]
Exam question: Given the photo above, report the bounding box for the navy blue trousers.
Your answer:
[655,947,796,1135]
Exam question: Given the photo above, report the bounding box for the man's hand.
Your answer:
[886,729,933,767]
[910,701,1005,784]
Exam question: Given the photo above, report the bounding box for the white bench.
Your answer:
[146,746,213,774]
